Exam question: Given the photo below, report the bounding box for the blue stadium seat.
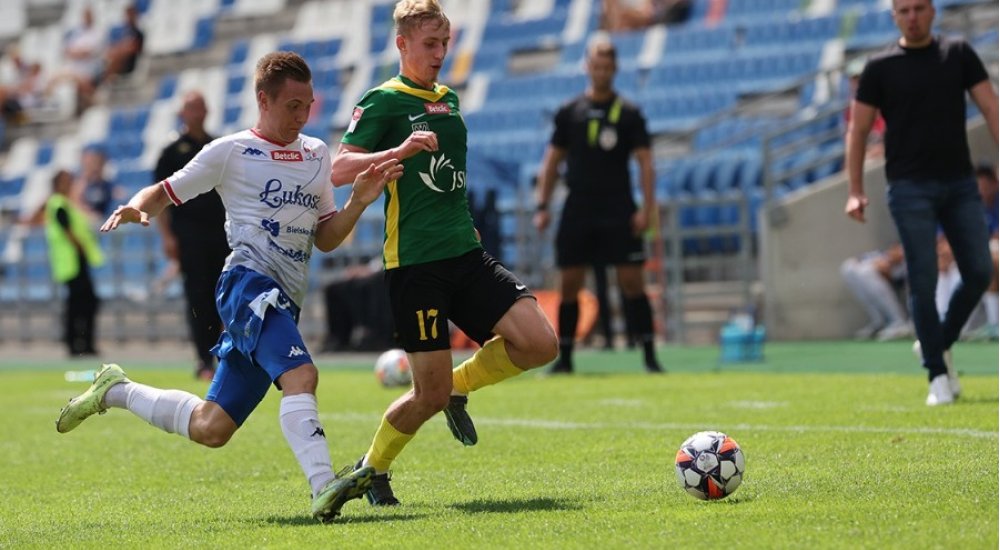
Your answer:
[0,177,26,198]
[229,39,249,65]
[35,141,54,166]
[193,15,216,50]
[226,74,246,96]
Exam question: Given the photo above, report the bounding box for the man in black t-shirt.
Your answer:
[154,91,230,380]
[845,0,998,406]
[534,36,663,374]
[103,3,144,82]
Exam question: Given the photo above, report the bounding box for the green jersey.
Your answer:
[342,75,481,269]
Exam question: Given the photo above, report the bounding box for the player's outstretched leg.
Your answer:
[55,363,128,433]
[312,465,376,522]
[451,337,530,445]
[443,394,477,446]
[354,456,400,506]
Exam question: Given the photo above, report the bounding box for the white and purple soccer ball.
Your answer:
[374,349,412,387]
[675,431,745,500]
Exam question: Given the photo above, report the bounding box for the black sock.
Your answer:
[558,301,579,366]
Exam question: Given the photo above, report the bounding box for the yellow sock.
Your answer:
[365,416,414,473]
[452,337,524,394]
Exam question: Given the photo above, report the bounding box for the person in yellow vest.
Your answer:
[45,169,104,356]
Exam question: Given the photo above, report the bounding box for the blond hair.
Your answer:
[393,0,450,36]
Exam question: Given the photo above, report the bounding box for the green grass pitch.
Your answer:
[1,341,996,549]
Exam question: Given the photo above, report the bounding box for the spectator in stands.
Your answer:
[844,0,998,406]
[934,163,999,339]
[72,144,120,218]
[45,169,104,357]
[102,3,144,84]
[53,6,106,111]
[322,258,394,352]
[534,35,662,375]
[975,163,999,338]
[59,51,398,522]
[840,243,911,341]
[591,264,616,349]
[154,91,230,381]
[602,0,691,32]
[0,46,44,124]
[331,0,558,506]
[590,264,637,350]
[468,188,501,261]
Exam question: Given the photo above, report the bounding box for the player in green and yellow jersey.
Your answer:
[331,0,558,506]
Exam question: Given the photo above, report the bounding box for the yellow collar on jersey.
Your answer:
[379,76,451,102]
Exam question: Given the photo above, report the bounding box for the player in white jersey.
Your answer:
[54,52,404,523]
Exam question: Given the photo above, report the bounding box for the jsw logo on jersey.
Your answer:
[259,178,321,209]
[271,150,303,162]
[419,154,466,193]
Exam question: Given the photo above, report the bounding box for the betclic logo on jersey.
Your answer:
[271,150,303,162]
[424,102,451,115]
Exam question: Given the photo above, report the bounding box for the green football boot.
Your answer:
[55,363,128,433]
[312,465,375,523]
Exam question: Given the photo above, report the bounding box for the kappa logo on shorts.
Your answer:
[288,345,306,358]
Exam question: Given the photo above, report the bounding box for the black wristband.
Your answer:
[536,202,548,211]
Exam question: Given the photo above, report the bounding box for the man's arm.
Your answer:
[532,144,567,232]
[330,131,438,186]
[844,99,878,223]
[632,146,656,234]
[315,159,403,252]
[970,79,999,145]
[100,182,173,232]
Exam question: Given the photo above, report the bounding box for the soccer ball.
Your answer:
[374,349,412,387]
[675,431,745,500]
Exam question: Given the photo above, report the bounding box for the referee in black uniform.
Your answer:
[534,35,663,374]
[154,91,230,380]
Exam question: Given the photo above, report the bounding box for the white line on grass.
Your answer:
[321,412,998,439]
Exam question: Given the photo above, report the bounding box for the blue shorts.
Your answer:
[206,266,313,426]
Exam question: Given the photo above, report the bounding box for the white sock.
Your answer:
[984,293,999,325]
[104,381,200,438]
[280,394,335,497]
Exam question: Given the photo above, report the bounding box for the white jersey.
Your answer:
[162,128,336,307]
